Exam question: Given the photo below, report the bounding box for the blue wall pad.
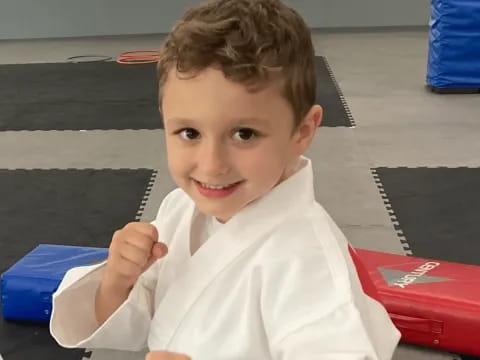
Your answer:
[372,167,480,265]
[0,56,354,131]
[0,168,154,360]
[427,0,480,91]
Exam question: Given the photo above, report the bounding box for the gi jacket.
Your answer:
[50,157,400,359]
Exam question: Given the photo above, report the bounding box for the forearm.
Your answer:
[52,264,152,351]
[94,276,132,326]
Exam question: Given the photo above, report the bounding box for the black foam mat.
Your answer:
[0,56,353,131]
[373,167,480,265]
[0,62,161,131]
[0,169,153,360]
[314,56,354,127]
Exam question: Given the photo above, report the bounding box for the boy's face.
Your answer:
[161,67,321,223]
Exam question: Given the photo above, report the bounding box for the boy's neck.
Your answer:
[278,156,302,185]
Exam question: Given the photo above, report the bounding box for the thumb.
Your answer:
[143,243,168,271]
[152,242,168,259]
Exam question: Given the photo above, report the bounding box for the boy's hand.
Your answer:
[103,222,168,292]
[146,351,191,360]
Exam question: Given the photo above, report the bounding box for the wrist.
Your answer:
[100,270,133,298]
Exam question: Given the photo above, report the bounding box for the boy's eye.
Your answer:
[233,128,258,141]
[177,128,200,140]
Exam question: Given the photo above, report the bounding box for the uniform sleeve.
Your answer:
[261,253,400,360]
[50,259,159,351]
[50,190,178,351]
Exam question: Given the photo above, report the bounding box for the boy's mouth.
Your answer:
[193,179,244,198]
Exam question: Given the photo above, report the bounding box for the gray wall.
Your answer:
[0,0,430,40]
[285,0,430,28]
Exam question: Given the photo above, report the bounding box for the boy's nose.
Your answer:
[196,140,230,177]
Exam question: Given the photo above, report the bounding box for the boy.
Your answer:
[50,0,401,359]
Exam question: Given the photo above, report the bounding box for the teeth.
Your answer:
[200,182,237,190]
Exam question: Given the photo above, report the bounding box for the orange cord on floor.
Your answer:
[116,50,160,65]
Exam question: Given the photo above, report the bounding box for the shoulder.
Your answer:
[256,202,354,299]
[259,201,347,267]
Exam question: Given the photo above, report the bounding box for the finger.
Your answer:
[146,351,190,360]
[111,255,142,279]
[122,233,156,258]
[125,232,168,262]
[125,222,158,241]
[110,229,148,259]
[125,231,159,254]
[119,241,151,267]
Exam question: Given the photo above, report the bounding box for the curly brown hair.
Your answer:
[157,0,316,127]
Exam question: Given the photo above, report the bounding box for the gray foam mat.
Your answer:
[0,169,154,360]
[0,56,353,131]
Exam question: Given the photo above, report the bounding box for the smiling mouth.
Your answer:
[194,180,243,189]
[193,179,245,198]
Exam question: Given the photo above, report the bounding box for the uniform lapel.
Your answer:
[149,157,316,350]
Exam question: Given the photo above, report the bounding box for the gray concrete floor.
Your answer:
[1,29,478,360]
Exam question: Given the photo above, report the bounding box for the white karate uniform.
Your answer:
[50,157,401,360]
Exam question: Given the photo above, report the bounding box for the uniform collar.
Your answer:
[228,155,315,229]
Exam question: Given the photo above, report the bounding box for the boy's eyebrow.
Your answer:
[165,117,196,127]
[166,116,271,127]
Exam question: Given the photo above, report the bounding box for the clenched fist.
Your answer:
[146,351,191,360]
[95,222,169,325]
[104,222,168,290]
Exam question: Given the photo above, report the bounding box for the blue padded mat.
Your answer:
[1,244,108,322]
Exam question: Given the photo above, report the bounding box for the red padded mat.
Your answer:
[351,247,480,356]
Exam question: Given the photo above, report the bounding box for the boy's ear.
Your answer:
[293,105,323,154]
[158,105,166,128]
[309,105,323,128]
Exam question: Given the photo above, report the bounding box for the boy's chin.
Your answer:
[198,206,235,223]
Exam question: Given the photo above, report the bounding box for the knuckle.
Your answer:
[124,222,137,230]
[147,224,158,238]
[136,222,157,240]
[132,235,152,252]
[111,230,126,246]
[109,240,119,253]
